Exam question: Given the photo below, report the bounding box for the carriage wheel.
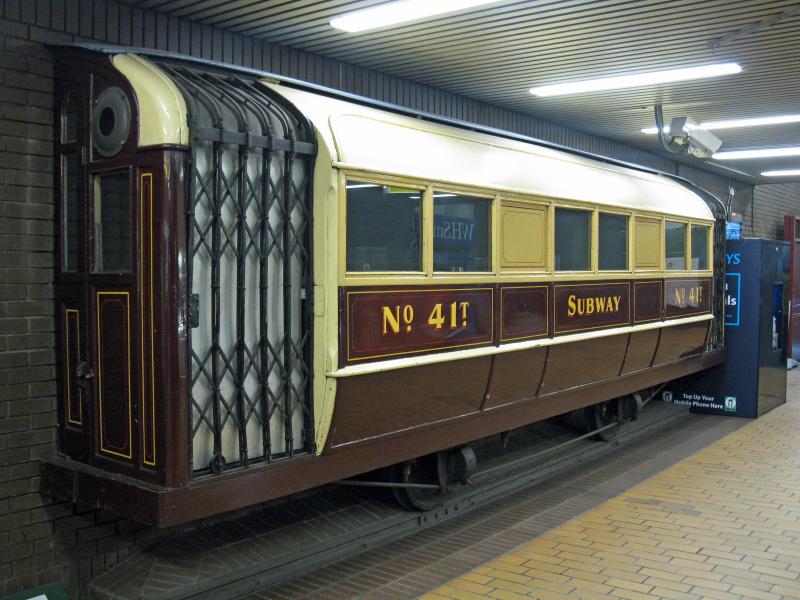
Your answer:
[584,398,623,441]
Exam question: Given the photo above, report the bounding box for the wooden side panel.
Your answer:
[344,287,494,364]
[621,329,660,375]
[500,201,547,271]
[96,292,133,461]
[653,321,709,365]
[329,357,491,448]
[664,278,712,319]
[634,217,661,269]
[539,334,628,396]
[553,282,630,334]
[634,281,663,323]
[500,285,548,342]
[485,348,547,408]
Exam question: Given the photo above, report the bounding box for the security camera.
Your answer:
[668,117,722,158]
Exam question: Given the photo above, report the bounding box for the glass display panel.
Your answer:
[62,155,80,272]
[665,221,687,270]
[691,224,709,270]
[599,213,628,271]
[346,182,421,272]
[93,171,131,273]
[433,193,491,272]
[555,208,591,271]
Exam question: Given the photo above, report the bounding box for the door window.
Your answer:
[93,172,132,273]
[62,155,80,272]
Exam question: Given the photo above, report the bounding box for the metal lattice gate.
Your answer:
[155,60,317,477]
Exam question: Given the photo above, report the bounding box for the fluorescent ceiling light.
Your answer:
[714,147,800,160]
[762,169,800,177]
[331,0,502,33]
[642,113,800,134]
[530,63,741,97]
[345,183,380,189]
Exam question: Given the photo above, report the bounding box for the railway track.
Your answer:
[89,400,690,600]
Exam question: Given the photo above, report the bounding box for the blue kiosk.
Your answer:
[677,238,789,418]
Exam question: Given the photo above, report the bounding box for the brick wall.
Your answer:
[742,182,800,240]
[0,0,754,596]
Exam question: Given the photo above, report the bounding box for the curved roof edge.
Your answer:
[49,43,726,220]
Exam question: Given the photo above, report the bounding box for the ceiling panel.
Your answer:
[122,0,800,183]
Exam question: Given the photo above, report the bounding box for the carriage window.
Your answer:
[665,221,687,270]
[555,207,591,271]
[93,172,131,273]
[61,91,78,144]
[62,155,80,272]
[691,224,710,270]
[598,213,628,271]
[433,193,491,272]
[346,182,422,272]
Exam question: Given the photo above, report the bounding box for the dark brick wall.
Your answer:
[0,0,754,596]
[742,183,800,240]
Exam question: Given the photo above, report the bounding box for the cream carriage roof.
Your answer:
[264,83,714,222]
[108,48,713,222]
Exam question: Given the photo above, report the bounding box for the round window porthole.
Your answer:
[92,87,131,158]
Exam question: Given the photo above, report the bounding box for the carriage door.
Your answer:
[57,85,139,466]
[56,86,92,462]
[87,168,138,466]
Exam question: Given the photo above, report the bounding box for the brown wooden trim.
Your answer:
[42,350,725,526]
[140,171,156,467]
[341,279,684,365]
[64,307,83,426]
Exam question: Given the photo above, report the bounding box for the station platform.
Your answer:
[254,372,800,599]
[422,373,800,600]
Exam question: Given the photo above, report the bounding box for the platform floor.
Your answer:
[424,373,800,600]
[252,383,777,598]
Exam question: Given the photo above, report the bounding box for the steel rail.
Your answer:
[171,403,693,600]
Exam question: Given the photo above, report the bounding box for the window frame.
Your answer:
[664,218,689,272]
[689,223,712,272]
[341,175,428,279]
[339,170,715,285]
[431,187,495,275]
[90,167,134,275]
[553,205,594,273]
[597,209,631,273]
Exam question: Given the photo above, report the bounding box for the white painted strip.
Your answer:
[327,314,714,378]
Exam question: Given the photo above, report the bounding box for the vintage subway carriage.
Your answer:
[43,45,726,525]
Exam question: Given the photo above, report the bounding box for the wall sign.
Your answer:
[724,273,741,326]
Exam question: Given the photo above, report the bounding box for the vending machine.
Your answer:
[677,238,789,418]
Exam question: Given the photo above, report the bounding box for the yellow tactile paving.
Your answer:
[422,377,800,600]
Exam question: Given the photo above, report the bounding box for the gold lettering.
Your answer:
[427,303,444,330]
[459,301,469,326]
[566,292,624,318]
[382,305,400,335]
[403,304,414,332]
